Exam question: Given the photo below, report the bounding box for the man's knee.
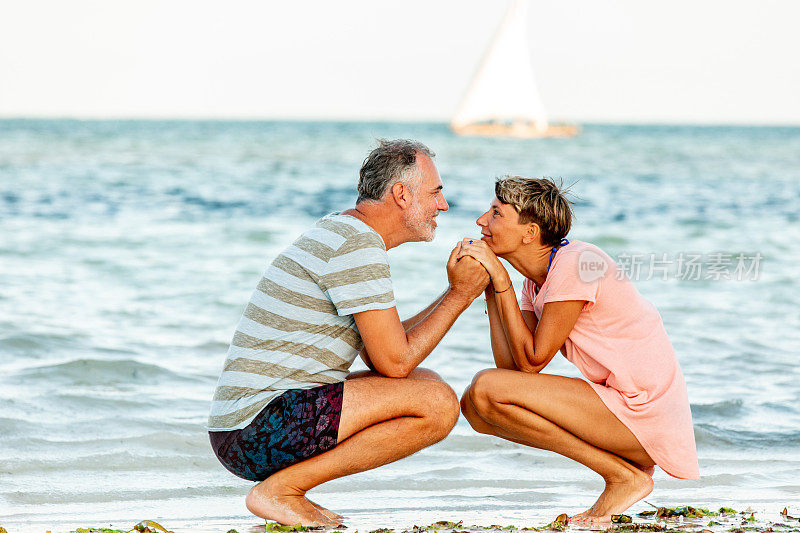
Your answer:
[407,367,445,382]
[347,367,443,382]
[421,381,460,439]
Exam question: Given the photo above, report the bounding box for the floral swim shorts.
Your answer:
[209,382,344,482]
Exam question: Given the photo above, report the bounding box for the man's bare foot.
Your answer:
[570,467,654,524]
[246,478,342,527]
[308,498,344,521]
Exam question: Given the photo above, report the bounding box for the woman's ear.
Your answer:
[521,223,540,245]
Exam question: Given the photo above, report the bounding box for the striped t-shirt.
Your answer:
[208,213,396,431]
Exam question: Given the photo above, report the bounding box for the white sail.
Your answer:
[451,0,548,131]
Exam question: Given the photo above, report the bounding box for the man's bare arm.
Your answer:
[401,289,447,330]
[354,247,489,378]
[360,289,447,370]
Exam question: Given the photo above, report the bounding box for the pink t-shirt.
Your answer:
[520,240,699,479]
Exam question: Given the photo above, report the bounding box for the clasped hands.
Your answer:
[446,238,511,302]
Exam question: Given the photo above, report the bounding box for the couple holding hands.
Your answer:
[207,139,699,527]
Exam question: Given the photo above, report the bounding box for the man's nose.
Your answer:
[438,195,449,211]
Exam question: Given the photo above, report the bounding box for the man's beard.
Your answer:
[404,201,436,242]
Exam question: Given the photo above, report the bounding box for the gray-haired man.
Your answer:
[208,139,489,526]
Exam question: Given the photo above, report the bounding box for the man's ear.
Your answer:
[390,181,411,209]
[521,223,540,245]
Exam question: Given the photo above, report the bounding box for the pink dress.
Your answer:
[519,240,699,479]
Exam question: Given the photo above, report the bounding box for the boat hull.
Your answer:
[451,122,580,138]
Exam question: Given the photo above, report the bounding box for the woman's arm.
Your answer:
[494,286,584,372]
[460,240,583,373]
[486,286,540,370]
[485,287,516,369]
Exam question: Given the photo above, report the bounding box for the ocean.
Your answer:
[1,120,799,531]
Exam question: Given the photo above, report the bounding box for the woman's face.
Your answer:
[476,198,532,256]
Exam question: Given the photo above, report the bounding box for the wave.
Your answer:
[694,423,800,448]
[16,358,205,386]
[3,485,228,505]
[691,399,745,419]
[0,332,89,355]
[5,450,219,475]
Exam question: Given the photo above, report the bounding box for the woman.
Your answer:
[458,176,698,523]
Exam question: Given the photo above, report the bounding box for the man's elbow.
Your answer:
[371,356,414,378]
[381,366,413,378]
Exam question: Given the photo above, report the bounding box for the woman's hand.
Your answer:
[458,238,511,290]
[447,242,491,301]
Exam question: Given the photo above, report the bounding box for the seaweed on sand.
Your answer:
[606,523,666,532]
[638,505,720,519]
[412,521,510,533]
[781,509,800,522]
[70,521,174,533]
[71,529,130,533]
[543,514,569,531]
[414,522,464,531]
[266,523,309,532]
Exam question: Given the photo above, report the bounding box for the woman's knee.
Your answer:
[460,388,493,435]
[466,368,504,416]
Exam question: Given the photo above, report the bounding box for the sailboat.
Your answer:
[450,0,579,138]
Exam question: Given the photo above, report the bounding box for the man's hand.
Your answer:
[447,242,490,301]
[458,238,511,289]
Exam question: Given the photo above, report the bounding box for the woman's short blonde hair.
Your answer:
[494,176,573,247]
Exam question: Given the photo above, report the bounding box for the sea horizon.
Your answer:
[2,117,800,128]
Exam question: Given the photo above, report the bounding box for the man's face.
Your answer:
[404,154,449,242]
[476,198,530,255]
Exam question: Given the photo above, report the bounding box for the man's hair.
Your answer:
[494,176,573,247]
[357,139,435,204]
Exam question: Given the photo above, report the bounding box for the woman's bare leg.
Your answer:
[246,368,460,526]
[461,369,655,523]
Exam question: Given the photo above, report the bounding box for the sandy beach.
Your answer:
[4,506,799,533]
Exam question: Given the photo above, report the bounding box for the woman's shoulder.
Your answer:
[562,239,607,256]
[554,240,616,271]
[529,241,617,297]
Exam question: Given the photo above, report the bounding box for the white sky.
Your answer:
[1,0,799,124]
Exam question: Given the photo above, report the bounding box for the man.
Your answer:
[207,139,489,526]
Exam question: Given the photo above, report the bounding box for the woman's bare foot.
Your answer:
[571,467,654,525]
[246,477,342,527]
[636,464,656,477]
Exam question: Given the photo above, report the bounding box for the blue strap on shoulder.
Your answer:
[547,238,570,271]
